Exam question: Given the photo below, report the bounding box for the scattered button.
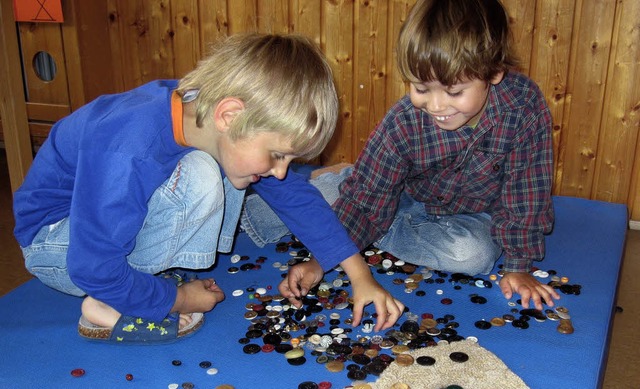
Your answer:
[474,320,491,330]
[70,368,85,377]
[243,344,262,354]
[325,360,344,372]
[490,317,506,327]
[557,319,575,334]
[207,368,219,375]
[125,373,133,381]
[171,360,182,366]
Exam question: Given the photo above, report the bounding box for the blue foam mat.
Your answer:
[0,196,627,389]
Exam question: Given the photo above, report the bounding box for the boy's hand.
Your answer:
[278,259,324,308]
[172,278,225,314]
[340,254,404,331]
[350,276,405,332]
[499,272,560,310]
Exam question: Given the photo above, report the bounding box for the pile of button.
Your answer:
[229,237,580,387]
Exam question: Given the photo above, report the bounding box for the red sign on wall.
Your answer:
[13,0,64,23]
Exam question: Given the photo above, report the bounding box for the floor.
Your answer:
[0,148,638,388]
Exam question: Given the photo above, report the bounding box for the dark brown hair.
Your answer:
[397,0,518,85]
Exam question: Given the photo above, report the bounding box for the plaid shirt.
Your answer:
[333,72,554,273]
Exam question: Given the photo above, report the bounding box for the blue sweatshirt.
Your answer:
[13,80,358,321]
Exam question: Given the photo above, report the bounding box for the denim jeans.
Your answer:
[22,150,245,296]
[241,166,501,276]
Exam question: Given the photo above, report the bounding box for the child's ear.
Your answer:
[490,71,505,85]
[213,97,245,131]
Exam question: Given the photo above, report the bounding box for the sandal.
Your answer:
[78,312,204,344]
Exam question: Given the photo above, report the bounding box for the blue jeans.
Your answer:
[22,151,246,296]
[241,167,501,276]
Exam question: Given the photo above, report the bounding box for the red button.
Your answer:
[70,368,85,377]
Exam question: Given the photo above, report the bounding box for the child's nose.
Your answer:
[271,162,289,180]
[427,93,446,112]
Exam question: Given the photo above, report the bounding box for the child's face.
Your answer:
[216,131,299,189]
[409,74,502,131]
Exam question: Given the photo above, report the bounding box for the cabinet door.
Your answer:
[19,22,70,148]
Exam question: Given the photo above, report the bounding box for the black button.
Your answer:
[199,361,212,369]
[474,320,491,330]
[287,356,307,366]
[437,196,444,201]
[347,369,367,380]
[263,333,282,345]
[512,319,530,329]
[275,344,293,353]
[352,354,371,365]
[298,382,319,389]
[449,352,469,363]
[416,356,436,366]
[492,164,500,171]
[245,329,263,338]
[243,344,262,354]
[470,295,487,304]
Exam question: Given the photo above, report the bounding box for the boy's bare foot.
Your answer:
[81,296,121,328]
[81,296,194,329]
[310,162,352,179]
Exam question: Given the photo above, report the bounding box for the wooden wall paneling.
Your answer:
[59,0,85,110]
[69,0,120,103]
[352,0,389,154]
[385,0,414,107]
[109,0,144,89]
[227,0,258,34]
[528,0,575,193]
[107,0,126,92]
[18,22,70,107]
[257,0,290,33]
[290,0,321,43]
[171,0,201,78]
[593,0,640,205]
[290,0,323,166]
[557,0,616,198]
[197,0,229,53]
[111,0,175,90]
[0,0,32,192]
[503,0,536,76]
[322,0,355,164]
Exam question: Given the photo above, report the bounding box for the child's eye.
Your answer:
[447,90,463,97]
[274,154,286,161]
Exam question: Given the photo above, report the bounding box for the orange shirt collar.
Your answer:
[171,91,188,147]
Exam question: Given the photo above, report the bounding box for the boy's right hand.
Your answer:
[279,259,324,308]
[172,278,225,315]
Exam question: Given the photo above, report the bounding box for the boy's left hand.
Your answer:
[499,272,560,310]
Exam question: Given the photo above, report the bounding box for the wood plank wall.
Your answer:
[11,0,640,221]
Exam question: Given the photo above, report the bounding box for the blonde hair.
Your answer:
[397,0,518,86]
[177,33,338,160]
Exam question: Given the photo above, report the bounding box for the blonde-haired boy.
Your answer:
[14,33,404,343]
